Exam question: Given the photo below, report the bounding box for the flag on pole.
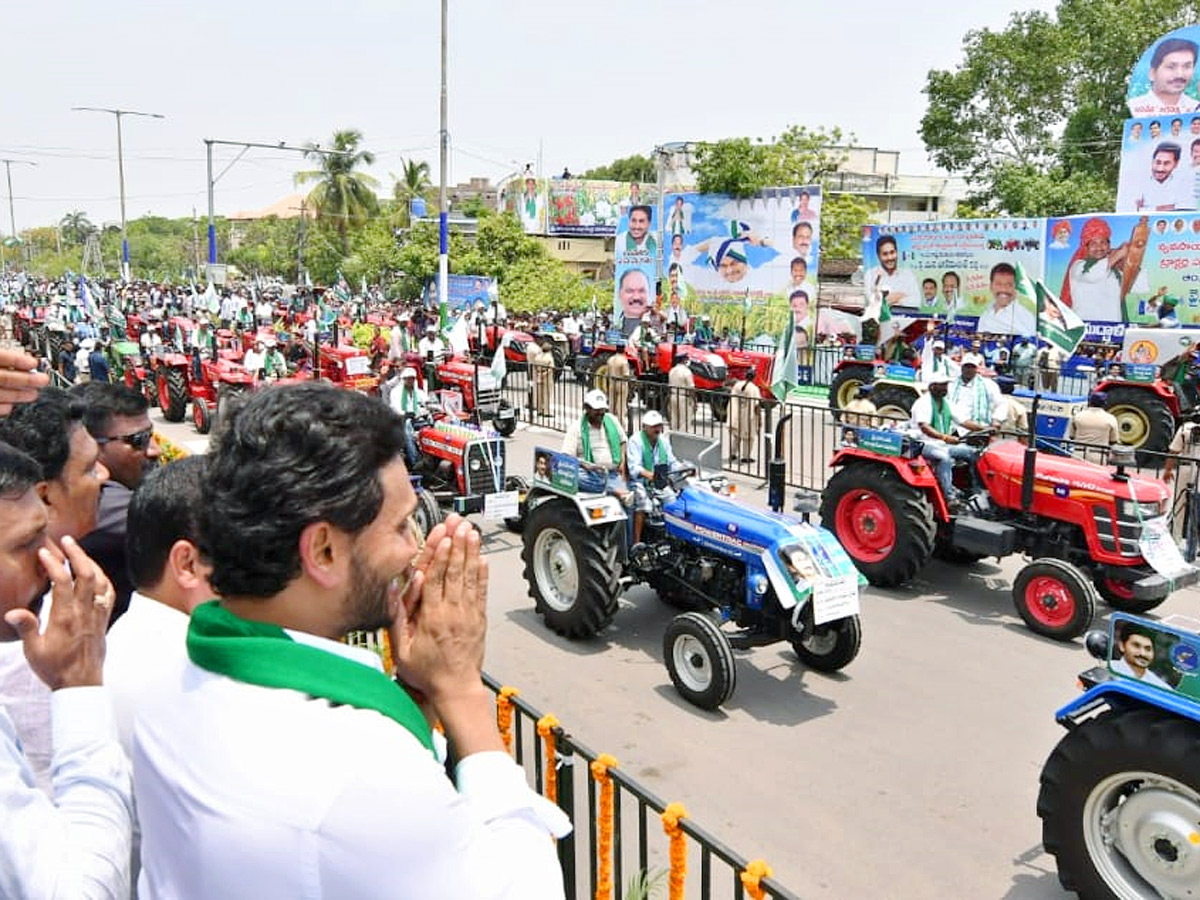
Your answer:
[490,331,512,383]
[770,308,799,402]
[1014,262,1086,357]
[77,275,97,319]
[334,271,351,304]
[446,311,469,356]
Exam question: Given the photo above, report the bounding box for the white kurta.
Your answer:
[133,631,570,900]
[976,300,1037,336]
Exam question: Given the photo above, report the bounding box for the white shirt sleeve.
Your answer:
[0,689,133,900]
[318,750,569,900]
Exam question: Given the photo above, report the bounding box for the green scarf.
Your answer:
[951,377,990,423]
[640,432,667,467]
[931,396,952,435]
[187,601,433,754]
[580,413,622,465]
[398,385,418,414]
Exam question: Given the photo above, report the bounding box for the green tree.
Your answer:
[689,125,875,261]
[921,1,1200,213]
[581,153,656,183]
[59,210,95,245]
[390,158,432,226]
[295,129,381,253]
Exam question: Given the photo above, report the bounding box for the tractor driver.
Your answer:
[389,366,428,467]
[563,389,630,504]
[910,372,975,508]
[948,359,1004,436]
[627,410,681,544]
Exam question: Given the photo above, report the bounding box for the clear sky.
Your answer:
[0,0,1057,233]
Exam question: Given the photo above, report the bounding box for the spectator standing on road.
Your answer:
[1068,393,1121,463]
[605,351,631,416]
[1162,415,1200,538]
[729,369,762,464]
[667,351,696,429]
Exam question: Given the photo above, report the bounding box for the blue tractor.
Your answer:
[519,438,864,710]
[1038,613,1200,898]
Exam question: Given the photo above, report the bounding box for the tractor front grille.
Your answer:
[465,441,506,496]
[475,387,500,411]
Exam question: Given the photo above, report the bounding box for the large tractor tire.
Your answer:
[192,401,212,435]
[1094,575,1169,615]
[663,612,737,710]
[1039,707,1200,899]
[412,486,443,539]
[550,343,567,381]
[828,364,874,417]
[819,463,936,587]
[1104,386,1175,465]
[871,384,919,426]
[521,498,622,639]
[157,368,188,422]
[1012,558,1095,641]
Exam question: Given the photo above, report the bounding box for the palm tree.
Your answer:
[294,129,380,252]
[389,158,432,226]
[59,210,95,245]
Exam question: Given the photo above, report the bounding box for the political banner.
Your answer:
[422,275,497,312]
[613,199,658,334]
[504,174,547,234]
[1128,26,1200,118]
[1044,213,1200,332]
[660,186,822,344]
[1116,115,1200,212]
[859,219,1044,335]
[547,179,657,236]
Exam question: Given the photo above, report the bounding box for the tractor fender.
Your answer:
[1055,679,1200,729]
[1096,378,1183,418]
[526,485,628,526]
[830,448,951,522]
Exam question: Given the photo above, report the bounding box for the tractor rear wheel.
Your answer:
[1039,707,1200,899]
[412,486,443,539]
[522,498,621,639]
[663,612,736,710]
[708,392,729,423]
[550,344,567,381]
[192,401,211,435]
[871,384,918,426]
[819,463,936,587]
[1012,558,1095,641]
[1094,575,1169,614]
[1105,387,1175,464]
[828,364,873,416]
[158,368,188,422]
[587,353,612,391]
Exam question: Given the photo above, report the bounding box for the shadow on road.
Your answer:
[1003,844,1070,899]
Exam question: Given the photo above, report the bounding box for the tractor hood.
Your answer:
[979,440,1170,507]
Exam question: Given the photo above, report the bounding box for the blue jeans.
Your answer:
[403,419,419,467]
[922,442,977,500]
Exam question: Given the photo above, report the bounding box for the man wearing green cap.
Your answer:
[1159,294,1182,327]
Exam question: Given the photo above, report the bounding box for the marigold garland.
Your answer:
[536,714,560,803]
[740,859,774,900]
[660,802,688,900]
[496,686,519,754]
[589,753,619,900]
[378,629,394,674]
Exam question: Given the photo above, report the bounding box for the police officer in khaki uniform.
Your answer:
[1068,392,1121,464]
[1163,414,1200,539]
[667,351,696,429]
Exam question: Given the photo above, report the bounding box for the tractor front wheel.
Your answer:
[1012,558,1095,641]
[663,612,736,710]
[493,401,517,437]
[522,498,621,639]
[1094,575,1169,615]
[158,368,188,422]
[192,401,211,435]
[708,392,729,423]
[1039,707,1200,899]
[1105,387,1175,464]
[790,606,862,673]
[503,475,528,533]
[819,463,936,587]
[412,486,443,539]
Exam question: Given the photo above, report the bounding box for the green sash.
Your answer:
[579,413,622,465]
[187,601,434,753]
[640,432,667,467]
[398,386,418,414]
[931,397,952,436]
[952,377,990,423]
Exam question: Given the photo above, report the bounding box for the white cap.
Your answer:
[80,338,95,350]
[426,325,437,333]
[643,410,665,427]
[932,339,945,349]
[400,366,417,379]
[927,372,951,385]
[583,389,609,410]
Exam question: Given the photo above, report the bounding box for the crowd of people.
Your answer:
[0,340,570,899]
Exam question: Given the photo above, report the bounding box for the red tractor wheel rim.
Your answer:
[835,490,896,562]
[192,403,204,429]
[1102,578,1134,600]
[157,376,170,410]
[1024,575,1076,627]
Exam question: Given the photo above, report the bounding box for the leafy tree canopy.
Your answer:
[581,153,657,183]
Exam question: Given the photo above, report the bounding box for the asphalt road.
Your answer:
[148,402,1200,900]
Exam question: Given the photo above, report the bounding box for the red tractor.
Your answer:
[713,345,774,395]
[417,356,517,436]
[469,324,534,372]
[409,418,525,529]
[575,337,731,421]
[188,353,256,435]
[820,427,1198,641]
[316,343,379,394]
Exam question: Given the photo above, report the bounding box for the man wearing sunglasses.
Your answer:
[73,384,163,627]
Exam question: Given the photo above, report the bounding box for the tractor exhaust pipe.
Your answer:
[1021,393,1039,511]
[768,412,792,513]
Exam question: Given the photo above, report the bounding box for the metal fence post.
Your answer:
[555,736,577,900]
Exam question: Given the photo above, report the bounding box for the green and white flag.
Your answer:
[1014,262,1086,356]
[490,331,512,383]
[771,308,799,402]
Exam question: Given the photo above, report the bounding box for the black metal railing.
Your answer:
[481,673,801,900]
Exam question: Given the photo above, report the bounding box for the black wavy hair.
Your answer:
[0,388,84,482]
[126,456,207,591]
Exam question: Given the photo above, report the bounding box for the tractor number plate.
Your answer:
[812,574,860,626]
[483,490,520,521]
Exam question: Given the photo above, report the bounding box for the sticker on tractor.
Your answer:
[1108,613,1200,701]
[856,428,904,457]
[1123,363,1158,382]
[483,490,520,521]
[812,574,861,626]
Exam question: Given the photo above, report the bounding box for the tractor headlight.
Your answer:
[1119,499,1166,519]
[468,457,482,472]
[749,574,769,595]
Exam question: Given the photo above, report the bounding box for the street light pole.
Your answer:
[71,106,164,281]
[1,159,37,249]
[438,0,449,325]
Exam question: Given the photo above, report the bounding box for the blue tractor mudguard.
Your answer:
[662,484,865,616]
[1056,676,1200,729]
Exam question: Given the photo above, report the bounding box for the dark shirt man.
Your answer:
[88,347,110,384]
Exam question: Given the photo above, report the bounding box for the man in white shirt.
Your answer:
[1128,38,1200,116]
[0,440,133,900]
[1111,623,1173,689]
[418,325,447,363]
[389,367,429,466]
[242,338,266,379]
[1123,142,1196,211]
[562,389,629,500]
[133,384,569,900]
[865,234,921,313]
[948,360,1005,436]
[921,339,960,383]
[910,373,974,505]
[976,263,1037,336]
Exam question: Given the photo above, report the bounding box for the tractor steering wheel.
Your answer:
[667,466,697,490]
